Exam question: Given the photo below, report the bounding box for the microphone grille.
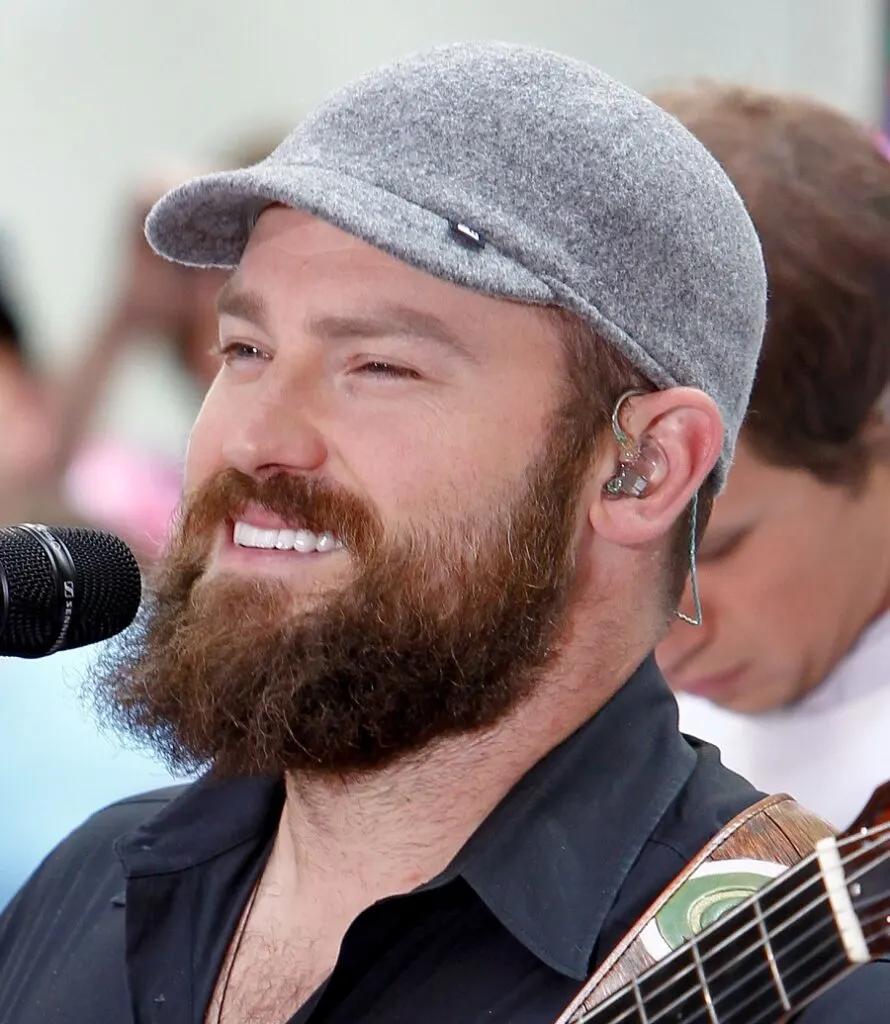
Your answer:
[0,525,142,657]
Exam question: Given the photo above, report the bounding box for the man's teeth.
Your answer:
[233,522,343,553]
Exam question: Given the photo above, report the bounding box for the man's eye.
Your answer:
[356,361,420,379]
[218,342,266,363]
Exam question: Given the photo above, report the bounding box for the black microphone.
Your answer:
[0,524,142,658]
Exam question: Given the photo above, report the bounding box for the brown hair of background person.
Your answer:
[655,84,890,714]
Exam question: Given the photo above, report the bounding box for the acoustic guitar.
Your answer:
[562,782,890,1024]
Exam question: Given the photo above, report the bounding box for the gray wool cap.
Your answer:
[146,41,766,488]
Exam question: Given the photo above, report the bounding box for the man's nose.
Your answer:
[220,383,329,479]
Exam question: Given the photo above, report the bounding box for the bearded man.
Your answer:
[2,42,887,1024]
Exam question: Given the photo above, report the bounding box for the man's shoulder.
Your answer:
[58,783,190,858]
[650,734,767,862]
[636,733,836,890]
[89,783,189,827]
[0,783,191,1016]
[1,783,188,929]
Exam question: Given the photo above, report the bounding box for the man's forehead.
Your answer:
[244,204,380,261]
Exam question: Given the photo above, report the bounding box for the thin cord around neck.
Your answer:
[213,875,262,1024]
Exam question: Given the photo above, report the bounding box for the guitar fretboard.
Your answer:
[588,858,849,1024]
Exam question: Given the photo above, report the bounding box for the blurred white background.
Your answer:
[0,0,883,457]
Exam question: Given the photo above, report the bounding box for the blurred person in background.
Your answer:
[0,139,281,908]
[0,177,221,558]
[654,84,890,828]
[0,244,186,909]
[52,137,283,560]
[0,263,57,524]
[48,168,228,561]
[1,138,278,562]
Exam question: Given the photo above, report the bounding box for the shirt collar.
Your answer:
[115,772,284,877]
[116,656,694,981]
[452,655,695,979]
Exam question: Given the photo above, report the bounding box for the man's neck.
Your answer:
[273,634,646,906]
[280,713,549,898]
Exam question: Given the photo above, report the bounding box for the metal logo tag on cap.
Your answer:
[449,220,485,249]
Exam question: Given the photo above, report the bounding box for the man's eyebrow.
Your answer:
[216,289,476,362]
[306,305,476,361]
[215,279,268,329]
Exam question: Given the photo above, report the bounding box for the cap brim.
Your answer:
[145,164,554,306]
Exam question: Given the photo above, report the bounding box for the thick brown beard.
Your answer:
[89,406,595,778]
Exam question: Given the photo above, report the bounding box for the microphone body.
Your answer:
[0,524,142,658]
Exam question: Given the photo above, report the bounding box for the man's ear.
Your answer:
[589,387,723,547]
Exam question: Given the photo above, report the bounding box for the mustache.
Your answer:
[173,468,385,561]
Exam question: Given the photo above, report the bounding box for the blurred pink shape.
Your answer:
[873,130,890,162]
[64,439,182,560]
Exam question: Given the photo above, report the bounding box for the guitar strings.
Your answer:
[637,898,888,1024]
[581,830,890,1023]
[575,847,890,1024]
[578,845,890,1024]
[607,896,888,1024]
[575,897,890,1024]
[573,830,890,1024]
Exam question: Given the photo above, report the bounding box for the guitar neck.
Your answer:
[585,847,860,1024]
